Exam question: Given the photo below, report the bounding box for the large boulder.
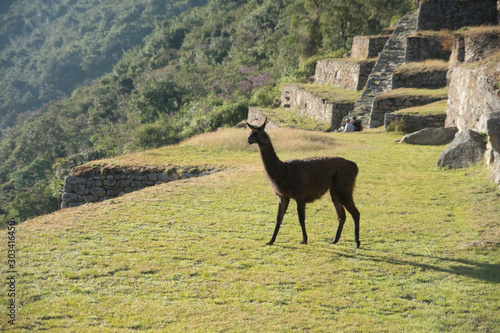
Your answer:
[437,129,487,168]
[491,151,500,186]
[400,127,458,145]
[486,112,500,153]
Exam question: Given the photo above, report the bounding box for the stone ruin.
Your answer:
[248,0,500,188]
[61,164,222,209]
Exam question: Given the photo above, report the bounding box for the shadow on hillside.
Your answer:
[336,249,500,283]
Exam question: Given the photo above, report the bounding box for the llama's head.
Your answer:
[246,118,270,145]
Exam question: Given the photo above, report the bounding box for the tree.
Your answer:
[8,180,58,222]
[129,78,185,123]
[10,157,51,191]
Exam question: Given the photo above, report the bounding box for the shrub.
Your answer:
[8,180,58,222]
[385,117,408,133]
[129,79,185,123]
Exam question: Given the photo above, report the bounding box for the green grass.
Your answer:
[393,100,448,116]
[295,83,362,103]
[331,57,378,65]
[248,107,332,132]
[3,128,500,332]
[379,87,449,100]
[394,60,449,75]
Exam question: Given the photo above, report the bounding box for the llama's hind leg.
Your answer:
[267,196,290,245]
[339,195,361,248]
[296,200,308,244]
[330,189,346,245]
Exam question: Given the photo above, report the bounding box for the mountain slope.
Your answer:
[0,0,207,128]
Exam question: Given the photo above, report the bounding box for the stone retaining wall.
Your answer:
[281,84,354,130]
[61,165,220,208]
[247,107,280,129]
[417,0,498,31]
[463,31,500,63]
[392,69,447,89]
[404,35,451,62]
[384,113,446,132]
[370,94,447,128]
[351,36,389,59]
[314,59,375,90]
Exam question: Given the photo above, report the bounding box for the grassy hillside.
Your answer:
[3,128,499,331]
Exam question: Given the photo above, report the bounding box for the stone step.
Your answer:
[370,88,448,128]
[350,10,419,126]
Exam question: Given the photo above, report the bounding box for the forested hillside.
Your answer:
[0,0,415,225]
[0,0,207,128]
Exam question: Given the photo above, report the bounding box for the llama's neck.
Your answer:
[258,141,283,180]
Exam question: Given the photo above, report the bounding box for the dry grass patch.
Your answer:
[462,25,500,38]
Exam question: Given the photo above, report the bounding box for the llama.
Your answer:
[247,118,361,248]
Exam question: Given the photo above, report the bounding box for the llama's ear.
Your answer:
[259,117,268,131]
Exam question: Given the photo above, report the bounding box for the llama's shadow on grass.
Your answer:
[334,247,500,284]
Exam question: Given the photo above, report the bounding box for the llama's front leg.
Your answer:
[267,196,290,245]
[296,200,308,244]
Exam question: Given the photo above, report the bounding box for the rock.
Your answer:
[90,187,106,197]
[62,193,80,202]
[65,176,85,185]
[63,182,73,192]
[103,179,117,187]
[74,184,86,195]
[491,151,500,186]
[486,113,500,153]
[400,127,458,145]
[437,129,487,168]
[181,172,195,179]
[83,195,98,203]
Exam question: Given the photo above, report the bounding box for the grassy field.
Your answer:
[2,128,499,332]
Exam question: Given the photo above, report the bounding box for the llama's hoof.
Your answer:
[265,241,274,246]
[300,241,308,245]
[330,239,339,245]
[356,241,361,248]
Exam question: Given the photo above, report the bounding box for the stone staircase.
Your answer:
[350,10,419,127]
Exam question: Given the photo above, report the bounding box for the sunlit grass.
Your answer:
[393,100,448,116]
[294,83,362,103]
[394,60,449,75]
[248,107,332,131]
[2,128,499,331]
[379,87,449,100]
